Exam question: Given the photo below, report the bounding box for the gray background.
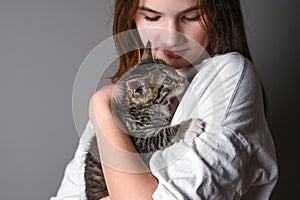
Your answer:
[0,0,299,199]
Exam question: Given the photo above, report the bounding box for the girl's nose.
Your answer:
[160,21,183,48]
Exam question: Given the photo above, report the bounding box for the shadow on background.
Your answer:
[245,0,300,199]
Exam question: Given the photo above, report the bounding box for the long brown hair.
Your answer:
[200,0,252,61]
[111,0,252,82]
[111,0,140,82]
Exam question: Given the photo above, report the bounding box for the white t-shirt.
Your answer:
[50,52,278,200]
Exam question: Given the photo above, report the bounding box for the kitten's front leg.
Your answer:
[171,118,204,143]
[138,119,204,152]
[153,118,204,149]
[138,119,204,166]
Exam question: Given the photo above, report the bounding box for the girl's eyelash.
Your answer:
[143,15,201,22]
[183,16,201,22]
[144,16,161,22]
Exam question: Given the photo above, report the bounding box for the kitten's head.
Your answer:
[124,41,186,105]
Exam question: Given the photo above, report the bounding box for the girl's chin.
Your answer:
[165,59,193,71]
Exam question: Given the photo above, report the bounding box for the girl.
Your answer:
[51,0,278,199]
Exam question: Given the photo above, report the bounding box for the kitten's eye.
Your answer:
[163,77,173,85]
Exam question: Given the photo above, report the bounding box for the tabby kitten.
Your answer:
[84,41,203,200]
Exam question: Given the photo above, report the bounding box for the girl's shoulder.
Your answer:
[197,52,258,87]
[204,51,253,72]
[185,52,262,124]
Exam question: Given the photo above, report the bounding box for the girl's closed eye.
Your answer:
[182,15,201,22]
[144,15,161,22]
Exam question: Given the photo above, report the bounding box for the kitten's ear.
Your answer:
[141,41,153,60]
[126,78,145,94]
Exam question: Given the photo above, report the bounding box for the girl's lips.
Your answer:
[163,50,182,59]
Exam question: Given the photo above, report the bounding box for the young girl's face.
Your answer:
[134,0,209,71]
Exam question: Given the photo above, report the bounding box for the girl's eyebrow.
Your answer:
[181,5,201,14]
[138,6,162,14]
[138,5,201,15]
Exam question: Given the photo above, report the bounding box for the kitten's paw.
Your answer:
[185,118,204,139]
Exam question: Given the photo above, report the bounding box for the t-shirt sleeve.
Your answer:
[50,121,95,200]
[151,125,251,199]
[150,53,278,199]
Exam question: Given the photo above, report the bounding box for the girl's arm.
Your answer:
[89,84,158,200]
